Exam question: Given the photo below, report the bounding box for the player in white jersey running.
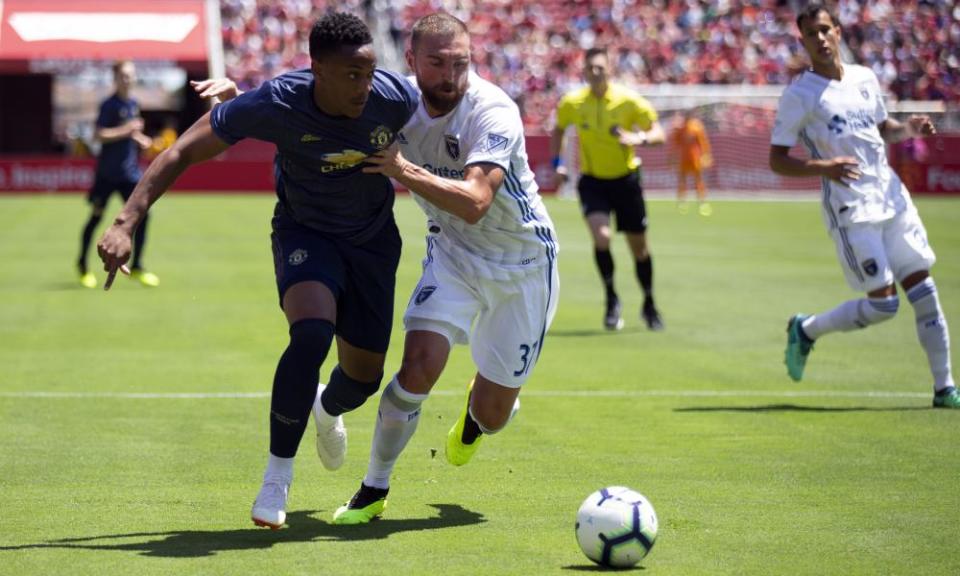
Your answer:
[330,12,559,523]
[769,3,956,409]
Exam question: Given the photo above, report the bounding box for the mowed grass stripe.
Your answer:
[0,389,933,399]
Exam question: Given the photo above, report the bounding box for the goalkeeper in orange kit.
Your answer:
[671,109,713,216]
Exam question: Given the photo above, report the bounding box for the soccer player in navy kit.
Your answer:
[78,60,157,289]
[97,13,420,528]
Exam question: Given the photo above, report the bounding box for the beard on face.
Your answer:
[422,82,462,114]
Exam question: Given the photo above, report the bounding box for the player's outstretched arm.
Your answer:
[769,145,862,185]
[363,143,500,224]
[879,115,936,144]
[97,112,231,289]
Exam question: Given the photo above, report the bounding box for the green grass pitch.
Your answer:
[0,194,958,575]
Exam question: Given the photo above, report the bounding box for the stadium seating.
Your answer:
[218,1,959,132]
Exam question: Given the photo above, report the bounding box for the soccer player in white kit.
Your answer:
[330,12,559,523]
[769,3,956,409]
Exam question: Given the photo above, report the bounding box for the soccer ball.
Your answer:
[575,486,658,568]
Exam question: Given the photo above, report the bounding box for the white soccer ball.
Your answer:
[575,486,658,568]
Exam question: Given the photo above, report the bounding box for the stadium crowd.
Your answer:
[218,0,959,130]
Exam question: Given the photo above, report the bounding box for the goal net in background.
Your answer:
[554,86,958,198]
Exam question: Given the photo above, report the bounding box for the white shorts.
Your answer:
[831,208,936,293]
[403,250,559,388]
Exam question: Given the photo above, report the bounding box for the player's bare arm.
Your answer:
[364,142,499,224]
[768,145,861,184]
[98,112,231,289]
[879,115,936,144]
[549,126,568,186]
[191,78,242,103]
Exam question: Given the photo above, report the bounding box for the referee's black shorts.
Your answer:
[577,170,648,233]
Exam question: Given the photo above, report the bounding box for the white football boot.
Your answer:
[251,474,290,529]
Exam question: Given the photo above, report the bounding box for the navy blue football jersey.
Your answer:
[96,94,143,182]
[211,68,419,243]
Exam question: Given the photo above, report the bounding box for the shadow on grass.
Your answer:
[549,326,646,338]
[0,504,484,558]
[562,564,646,571]
[41,281,92,291]
[674,404,931,413]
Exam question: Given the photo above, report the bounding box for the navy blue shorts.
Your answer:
[270,210,402,354]
[577,171,648,233]
[87,175,138,208]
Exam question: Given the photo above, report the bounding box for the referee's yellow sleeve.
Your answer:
[628,94,658,131]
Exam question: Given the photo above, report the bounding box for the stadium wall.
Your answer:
[2,135,959,195]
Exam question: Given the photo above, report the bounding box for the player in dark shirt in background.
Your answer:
[78,60,156,288]
[96,13,419,528]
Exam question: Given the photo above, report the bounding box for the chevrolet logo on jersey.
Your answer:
[321,149,367,173]
[300,133,323,143]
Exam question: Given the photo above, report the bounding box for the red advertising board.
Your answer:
[1,135,957,195]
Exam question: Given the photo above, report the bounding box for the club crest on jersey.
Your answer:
[486,133,509,152]
[861,258,878,276]
[415,285,437,305]
[288,249,308,266]
[370,125,394,150]
[444,135,460,160]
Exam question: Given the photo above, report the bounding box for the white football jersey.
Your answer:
[399,72,558,281]
[771,64,913,229]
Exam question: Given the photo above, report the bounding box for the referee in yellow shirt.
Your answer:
[550,47,665,331]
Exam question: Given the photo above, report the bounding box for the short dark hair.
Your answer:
[410,12,468,50]
[309,12,372,60]
[584,47,607,62]
[796,2,839,30]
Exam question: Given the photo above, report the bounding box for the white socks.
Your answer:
[907,278,955,392]
[801,296,899,340]
[265,453,294,481]
[363,375,428,490]
[801,278,954,392]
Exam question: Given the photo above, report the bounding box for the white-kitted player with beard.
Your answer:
[333,11,559,523]
[189,12,557,522]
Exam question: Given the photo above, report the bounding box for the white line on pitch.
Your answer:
[0,390,930,399]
